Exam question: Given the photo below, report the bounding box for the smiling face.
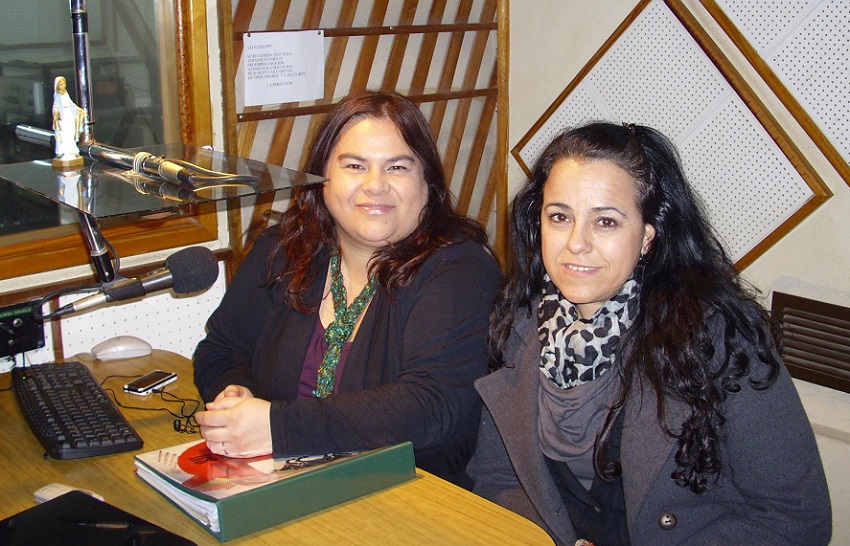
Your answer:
[540,158,656,319]
[323,117,428,259]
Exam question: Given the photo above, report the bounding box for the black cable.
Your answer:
[103,236,121,273]
[34,239,120,320]
[34,284,101,320]
[100,374,202,433]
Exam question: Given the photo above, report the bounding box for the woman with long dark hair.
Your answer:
[468,122,830,543]
[194,91,501,486]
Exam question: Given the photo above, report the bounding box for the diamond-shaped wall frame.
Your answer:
[702,0,850,187]
[512,0,831,270]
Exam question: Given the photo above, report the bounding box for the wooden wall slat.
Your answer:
[236,87,494,123]
[268,0,292,29]
[242,0,297,249]
[381,0,420,91]
[324,0,359,99]
[409,0,448,94]
[234,0,294,159]
[458,94,497,216]
[232,0,259,71]
[443,0,497,190]
[459,61,498,216]
[477,156,497,227]
[236,22,497,39]
[428,0,474,140]
[304,0,328,29]
[267,115,296,166]
[236,111,260,157]
[351,0,390,91]
[271,0,327,169]
[295,1,361,171]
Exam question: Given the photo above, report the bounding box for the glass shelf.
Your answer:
[0,143,325,219]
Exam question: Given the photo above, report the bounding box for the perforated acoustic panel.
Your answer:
[57,263,227,360]
[704,0,850,185]
[513,0,830,268]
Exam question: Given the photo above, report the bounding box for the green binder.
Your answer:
[134,441,416,542]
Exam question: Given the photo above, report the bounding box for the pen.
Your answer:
[72,520,160,535]
[75,520,133,529]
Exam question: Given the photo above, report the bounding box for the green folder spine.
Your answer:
[143,441,416,542]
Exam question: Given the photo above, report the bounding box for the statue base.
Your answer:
[52,156,84,171]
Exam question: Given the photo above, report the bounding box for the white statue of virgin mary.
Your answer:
[52,75,86,161]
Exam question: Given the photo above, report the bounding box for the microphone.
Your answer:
[54,247,219,317]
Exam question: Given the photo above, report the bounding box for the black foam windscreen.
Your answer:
[165,246,219,294]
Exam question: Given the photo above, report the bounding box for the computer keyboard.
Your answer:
[12,361,143,459]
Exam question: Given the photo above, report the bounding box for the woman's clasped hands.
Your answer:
[195,385,273,458]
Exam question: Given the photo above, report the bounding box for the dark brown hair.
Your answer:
[269,90,489,311]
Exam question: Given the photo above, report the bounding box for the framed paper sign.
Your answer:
[242,30,324,107]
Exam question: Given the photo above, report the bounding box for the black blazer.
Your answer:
[194,232,502,484]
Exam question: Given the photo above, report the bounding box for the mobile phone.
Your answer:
[123,370,177,395]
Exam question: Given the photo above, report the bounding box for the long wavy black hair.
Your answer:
[267,90,489,311]
[489,121,780,493]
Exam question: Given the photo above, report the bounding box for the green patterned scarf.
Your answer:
[313,249,377,398]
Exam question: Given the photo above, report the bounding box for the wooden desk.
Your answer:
[0,351,554,545]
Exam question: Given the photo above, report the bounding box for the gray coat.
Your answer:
[468,309,831,545]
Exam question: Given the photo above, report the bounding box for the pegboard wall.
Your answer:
[512,0,830,268]
[704,0,850,185]
[41,263,227,362]
[55,264,227,360]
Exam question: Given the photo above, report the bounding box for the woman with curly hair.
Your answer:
[467,121,830,544]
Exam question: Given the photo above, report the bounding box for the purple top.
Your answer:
[297,316,353,398]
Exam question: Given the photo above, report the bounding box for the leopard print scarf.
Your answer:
[538,274,640,389]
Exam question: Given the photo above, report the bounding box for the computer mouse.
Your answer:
[91,335,153,361]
